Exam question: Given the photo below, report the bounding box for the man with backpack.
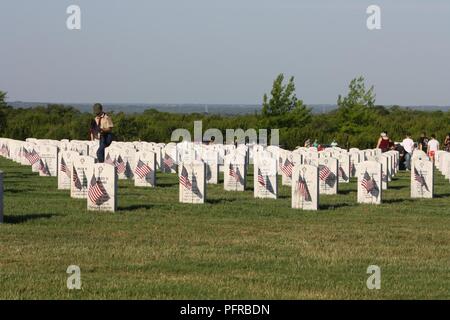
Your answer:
[90,103,114,163]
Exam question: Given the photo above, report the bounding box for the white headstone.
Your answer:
[349,151,360,178]
[357,161,382,205]
[318,158,338,195]
[254,157,277,199]
[71,155,96,199]
[336,153,350,183]
[57,151,79,190]
[118,148,136,180]
[411,160,434,198]
[38,145,58,177]
[162,145,178,173]
[291,165,319,211]
[279,152,294,186]
[87,163,117,212]
[201,149,219,184]
[224,154,246,191]
[303,151,319,167]
[134,151,156,187]
[179,161,206,204]
[367,155,388,190]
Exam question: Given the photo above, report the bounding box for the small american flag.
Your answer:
[319,165,331,181]
[361,170,375,193]
[88,174,110,205]
[72,165,82,190]
[60,157,71,178]
[0,144,9,156]
[414,167,429,191]
[229,163,241,182]
[135,159,152,179]
[281,158,294,177]
[115,155,126,174]
[25,149,41,165]
[81,169,88,189]
[163,154,174,170]
[297,175,311,202]
[179,166,192,190]
[257,168,266,187]
[105,153,114,165]
[39,159,50,176]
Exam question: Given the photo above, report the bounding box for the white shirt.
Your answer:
[402,138,414,154]
[428,139,439,152]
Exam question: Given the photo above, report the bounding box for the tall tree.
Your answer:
[336,77,376,145]
[262,74,311,124]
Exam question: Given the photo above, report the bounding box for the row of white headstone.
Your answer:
[1,138,449,215]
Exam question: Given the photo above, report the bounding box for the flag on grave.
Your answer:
[135,159,152,179]
[319,165,331,181]
[73,165,82,190]
[414,167,429,191]
[180,166,192,190]
[88,174,110,205]
[361,170,375,193]
[281,158,294,177]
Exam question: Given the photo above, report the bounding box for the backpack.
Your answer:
[92,114,113,147]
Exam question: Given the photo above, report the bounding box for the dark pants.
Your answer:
[97,133,113,163]
[97,137,106,163]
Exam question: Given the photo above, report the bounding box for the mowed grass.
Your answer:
[0,157,449,300]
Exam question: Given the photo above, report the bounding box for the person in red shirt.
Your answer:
[376,132,391,153]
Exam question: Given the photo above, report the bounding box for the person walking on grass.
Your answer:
[401,133,414,171]
[90,103,114,163]
[427,134,440,162]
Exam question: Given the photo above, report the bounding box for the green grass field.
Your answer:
[0,157,449,299]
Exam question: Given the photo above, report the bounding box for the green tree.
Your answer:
[261,74,311,129]
[336,77,376,147]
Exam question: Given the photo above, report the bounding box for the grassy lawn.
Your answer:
[0,157,449,299]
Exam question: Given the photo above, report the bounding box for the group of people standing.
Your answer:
[377,131,450,171]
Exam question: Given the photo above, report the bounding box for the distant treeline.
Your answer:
[1,76,449,149]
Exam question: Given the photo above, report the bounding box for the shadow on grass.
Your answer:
[156,182,178,189]
[383,198,414,204]
[387,185,405,190]
[434,193,450,199]
[207,198,238,204]
[319,203,353,210]
[119,204,154,211]
[3,213,58,224]
[4,188,34,194]
[338,189,355,195]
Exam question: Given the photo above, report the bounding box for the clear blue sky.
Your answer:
[1,0,449,106]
